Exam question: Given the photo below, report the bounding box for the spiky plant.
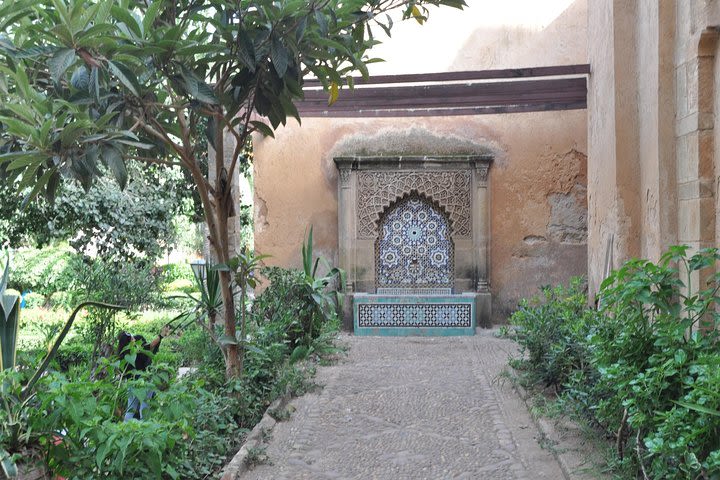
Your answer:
[0,257,19,371]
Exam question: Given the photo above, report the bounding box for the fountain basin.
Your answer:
[353,293,477,336]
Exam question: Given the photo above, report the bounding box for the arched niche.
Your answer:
[375,193,454,293]
[334,155,493,330]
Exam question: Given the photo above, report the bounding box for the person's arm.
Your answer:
[148,325,171,354]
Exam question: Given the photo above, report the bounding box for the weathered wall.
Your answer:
[254,110,587,323]
[586,0,720,300]
[253,0,589,324]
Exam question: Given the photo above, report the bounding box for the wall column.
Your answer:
[335,158,356,330]
[472,157,492,326]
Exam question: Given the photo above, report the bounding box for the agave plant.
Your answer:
[0,257,19,371]
[299,226,345,345]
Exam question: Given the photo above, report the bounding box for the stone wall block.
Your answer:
[676,133,694,182]
[698,56,716,113]
[677,198,700,243]
[699,130,715,177]
[687,58,700,114]
[676,64,689,118]
[700,196,716,243]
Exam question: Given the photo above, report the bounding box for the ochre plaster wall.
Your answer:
[252,0,589,324]
[254,111,587,323]
[586,0,720,300]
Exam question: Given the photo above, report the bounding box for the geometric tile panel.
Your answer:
[358,303,472,328]
[376,195,454,291]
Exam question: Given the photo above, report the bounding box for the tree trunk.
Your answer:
[220,269,241,379]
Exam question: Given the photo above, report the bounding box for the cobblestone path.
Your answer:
[242,330,567,480]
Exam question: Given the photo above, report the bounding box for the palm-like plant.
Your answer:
[299,226,344,344]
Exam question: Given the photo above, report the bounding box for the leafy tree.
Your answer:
[0,0,466,378]
[2,162,191,260]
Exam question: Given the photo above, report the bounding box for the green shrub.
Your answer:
[165,278,196,294]
[21,292,45,309]
[252,265,341,350]
[585,246,720,477]
[509,247,720,480]
[252,267,308,346]
[160,263,195,284]
[509,277,596,390]
[68,257,163,309]
[8,245,76,296]
[32,365,193,479]
[47,291,73,309]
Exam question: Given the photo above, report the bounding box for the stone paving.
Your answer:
[242,330,568,480]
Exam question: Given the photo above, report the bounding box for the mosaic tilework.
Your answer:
[377,287,452,295]
[376,196,454,290]
[357,171,472,239]
[358,303,472,328]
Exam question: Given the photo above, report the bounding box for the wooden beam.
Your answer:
[303,64,591,87]
[297,67,589,117]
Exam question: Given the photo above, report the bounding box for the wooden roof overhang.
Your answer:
[297,64,590,117]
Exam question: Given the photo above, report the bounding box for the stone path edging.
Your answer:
[220,394,293,480]
[512,382,610,480]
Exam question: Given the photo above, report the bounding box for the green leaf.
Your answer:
[218,335,238,346]
[315,10,328,36]
[249,120,274,138]
[236,28,256,72]
[328,81,339,106]
[49,48,76,83]
[0,448,18,478]
[102,144,127,189]
[180,68,218,104]
[111,5,142,38]
[0,117,35,139]
[0,295,19,370]
[674,400,720,417]
[107,60,140,96]
[290,345,309,364]
[271,36,289,78]
[89,66,100,101]
[142,1,162,34]
[4,104,35,124]
[70,66,90,90]
[22,168,55,207]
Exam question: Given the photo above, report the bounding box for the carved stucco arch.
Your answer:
[356,170,472,239]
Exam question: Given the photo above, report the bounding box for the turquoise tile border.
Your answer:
[353,294,476,336]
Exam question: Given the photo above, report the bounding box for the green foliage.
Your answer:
[299,227,345,342]
[6,273,340,478]
[48,164,188,261]
[161,262,195,285]
[509,246,720,480]
[68,257,163,309]
[509,277,596,390]
[0,256,20,370]
[252,228,344,354]
[0,174,55,249]
[2,162,191,261]
[0,0,466,379]
[8,245,75,297]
